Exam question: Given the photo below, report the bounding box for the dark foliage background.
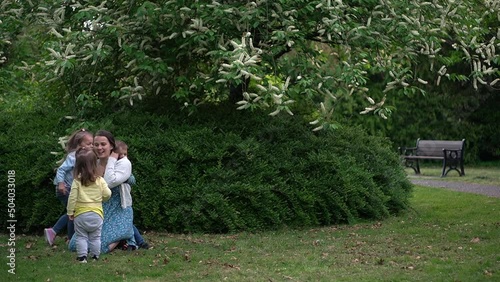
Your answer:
[0,102,412,234]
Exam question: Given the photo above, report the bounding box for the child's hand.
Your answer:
[110,152,119,159]
[68,215,74,221]
[58,183,67,195]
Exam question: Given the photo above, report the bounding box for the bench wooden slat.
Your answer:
[417,140,464,157]
[404,156,444,160]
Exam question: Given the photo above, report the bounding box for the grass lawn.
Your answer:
[404,163,500,186]
[2,184,499,281]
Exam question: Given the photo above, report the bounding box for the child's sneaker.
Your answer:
[77,256,87,263]
[91,255,99,261]
[44,228,56,246]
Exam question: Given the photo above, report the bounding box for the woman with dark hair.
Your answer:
[69,130,148,253]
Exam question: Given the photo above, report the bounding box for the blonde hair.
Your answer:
[73,147,98,186]
[66,129,93,153]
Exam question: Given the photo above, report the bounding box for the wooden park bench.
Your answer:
[399,139,465,177]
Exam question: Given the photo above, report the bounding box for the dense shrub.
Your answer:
[0,110,74,232]
[0,104,412,234]
[116,104,412,233]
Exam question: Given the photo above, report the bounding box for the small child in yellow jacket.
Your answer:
[67,147,111,263]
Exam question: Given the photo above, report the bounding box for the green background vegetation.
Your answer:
[0,0,498,235]
[1,102,413,233]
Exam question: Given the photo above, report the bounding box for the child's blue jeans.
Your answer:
[53,190,75,240]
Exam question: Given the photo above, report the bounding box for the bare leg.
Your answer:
[108,241,119,251]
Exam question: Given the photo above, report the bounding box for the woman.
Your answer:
[69,130,140,253]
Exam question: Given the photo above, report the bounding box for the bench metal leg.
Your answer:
[441,159,464,177]
[442,149,465,177]
[403,158,420,174]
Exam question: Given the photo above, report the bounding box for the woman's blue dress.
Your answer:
[69,185,136,253]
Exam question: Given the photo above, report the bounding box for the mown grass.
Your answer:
[2,184,499,281]
[404,162,500,186]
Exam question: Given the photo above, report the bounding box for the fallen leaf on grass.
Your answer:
[470,237,480,243]
[224,246,237,253]
[220,234,239,240]
[223,263,240,270]
[201,260,212,265]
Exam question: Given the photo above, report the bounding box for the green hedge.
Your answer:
[0,104,412,234]
[0,110,72,231]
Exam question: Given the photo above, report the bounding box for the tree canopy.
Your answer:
[2,0,499,129]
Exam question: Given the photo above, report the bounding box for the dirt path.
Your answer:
[409,178,500,198]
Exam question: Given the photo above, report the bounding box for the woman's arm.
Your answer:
[104,154,132,188]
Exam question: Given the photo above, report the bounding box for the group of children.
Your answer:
[45,129,142,263]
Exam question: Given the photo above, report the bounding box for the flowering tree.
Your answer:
[4,0,500,128]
